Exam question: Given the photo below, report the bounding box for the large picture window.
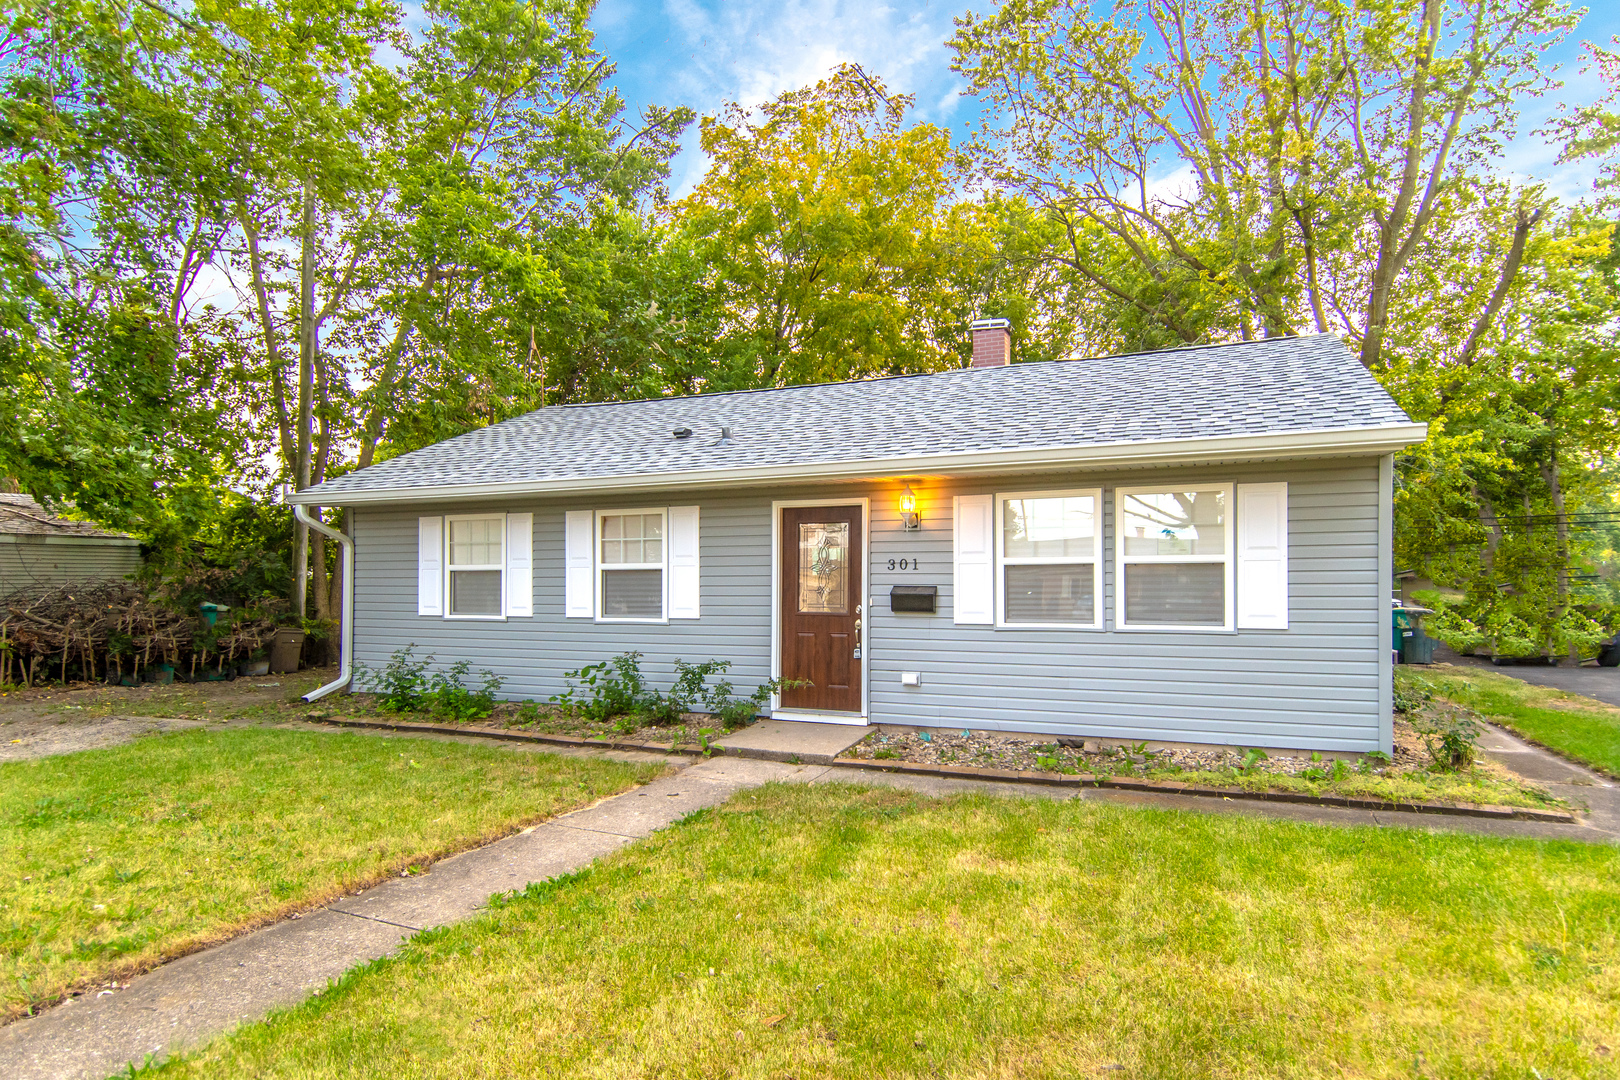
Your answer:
[1115,485,1233,630]
[598,509,666,621]
[446,515,504,618]
[996,490,1101,627]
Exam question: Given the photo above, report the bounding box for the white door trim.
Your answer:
[770,497,870,724]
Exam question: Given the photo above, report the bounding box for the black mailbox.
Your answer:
[890,585,938,613]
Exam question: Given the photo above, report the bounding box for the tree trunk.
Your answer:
[293,181,317,618]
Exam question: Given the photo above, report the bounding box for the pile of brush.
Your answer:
[0,577,287,688]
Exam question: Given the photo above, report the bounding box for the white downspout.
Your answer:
[292,503,354,703]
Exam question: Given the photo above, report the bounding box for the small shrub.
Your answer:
[645,659,733,727]
[366,645,433,711]
[424,659,504,721]
[1417,711,1480,771]
[553,652,653,722]
[361,646,502,720]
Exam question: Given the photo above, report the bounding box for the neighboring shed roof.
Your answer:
[294,333,1424,505]
[0,494,134,540]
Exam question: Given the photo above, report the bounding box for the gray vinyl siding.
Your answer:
[0,538,142,593]
[351,457,1388,753]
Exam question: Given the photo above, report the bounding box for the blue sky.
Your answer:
[591,0,1620,200]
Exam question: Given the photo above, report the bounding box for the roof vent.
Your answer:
[672,427,692,439]
[970,318,1012,368]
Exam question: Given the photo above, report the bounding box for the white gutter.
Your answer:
[292,504,354,703]
[287,422,1429,507]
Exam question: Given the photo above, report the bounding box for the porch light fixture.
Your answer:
[898,484,920,531]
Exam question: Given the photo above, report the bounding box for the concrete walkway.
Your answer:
[5,719,1615,1079]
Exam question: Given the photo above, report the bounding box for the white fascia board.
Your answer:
[289,422,1429,507]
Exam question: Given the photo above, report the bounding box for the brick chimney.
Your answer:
[969,318,1012,368]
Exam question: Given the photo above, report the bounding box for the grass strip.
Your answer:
[156,783,1620,1080]
[1399,666,1620,777]
[0,727,663,1020]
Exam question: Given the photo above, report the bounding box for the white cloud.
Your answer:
[636,0,964,195]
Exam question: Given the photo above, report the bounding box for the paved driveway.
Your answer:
[1430,644,1620,708]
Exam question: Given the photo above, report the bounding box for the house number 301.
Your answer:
[886,558,920,571]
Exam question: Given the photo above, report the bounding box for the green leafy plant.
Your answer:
[553,652,653,722]
[425,659,504,722]
[644,659,733,726]
[1237,748,1269,774]
[1417,711,1481,771]
[365,645,433,711]
[1358,750,1392,775]
[1394,680,1433,715]
[361,646,503,720]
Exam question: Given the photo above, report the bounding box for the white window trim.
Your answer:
[994,487,1103,630]
[594,507,669,624]
[1114,483,1235,632]
[443,512,507,621]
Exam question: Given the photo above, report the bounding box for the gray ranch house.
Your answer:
[291,327,1425,755]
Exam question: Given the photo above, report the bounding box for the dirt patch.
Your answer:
[0,715,209,761]
[0,668,341,761]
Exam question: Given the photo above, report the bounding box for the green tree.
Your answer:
[669,64,980,386]
[949,0,1578,366]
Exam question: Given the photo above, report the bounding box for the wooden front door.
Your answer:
[779,505,863,713]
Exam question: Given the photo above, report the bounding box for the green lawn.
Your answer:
[1400,665,1620,777]
[0,727,664,1021]
[154,784,1620,1080]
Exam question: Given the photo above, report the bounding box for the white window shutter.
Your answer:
[417,516,443,616]
[953,494,994,625]
[506,512,533,617]
[668,505,701,619]
[1237,482,1289,629]
[564,510,594,618]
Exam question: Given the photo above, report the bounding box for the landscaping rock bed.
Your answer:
[845,718,1455,777]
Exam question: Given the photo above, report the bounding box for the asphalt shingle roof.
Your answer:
[302,334,1413,501]
[0,494,132,539]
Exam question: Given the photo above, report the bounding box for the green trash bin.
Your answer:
[1392,607,1412,660]
[1402,626,1438,665]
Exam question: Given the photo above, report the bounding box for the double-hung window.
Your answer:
[445,515,504,618]
[1116,485,1234,630]
[598,509,666,621]
[995,490,1101,627]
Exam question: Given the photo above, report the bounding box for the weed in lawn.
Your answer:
[146,785,1620,1080]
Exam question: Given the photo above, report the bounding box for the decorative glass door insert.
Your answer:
[797,522,849,614]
